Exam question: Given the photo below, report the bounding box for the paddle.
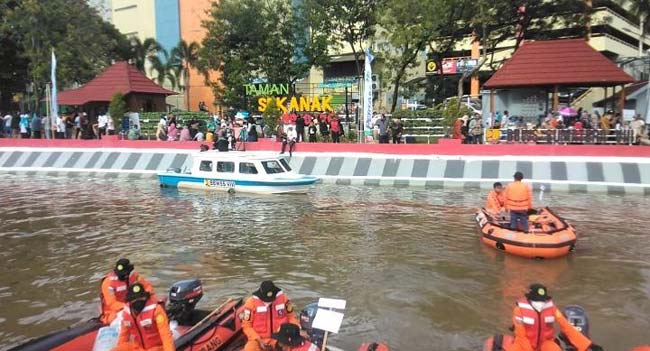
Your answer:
[184,297,234,335]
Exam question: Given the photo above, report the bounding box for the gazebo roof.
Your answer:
[57,61,176,106]
[484,39,635,89]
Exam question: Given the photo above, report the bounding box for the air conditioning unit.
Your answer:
[371,74,379,92]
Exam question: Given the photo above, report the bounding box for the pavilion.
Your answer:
[57,61,176,117]
[484,38,635,118]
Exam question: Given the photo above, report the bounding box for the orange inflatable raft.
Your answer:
[475,207,577,259]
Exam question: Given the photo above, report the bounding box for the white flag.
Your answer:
[50,50,59,129]
[363,48,374,130]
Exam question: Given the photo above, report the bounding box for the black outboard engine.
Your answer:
[557,305,590,351]
[167,279,203,325]
[300,303,326,348]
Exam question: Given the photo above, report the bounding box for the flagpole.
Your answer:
[45,84,51,139]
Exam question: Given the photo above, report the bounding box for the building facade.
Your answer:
[109,0,216,112]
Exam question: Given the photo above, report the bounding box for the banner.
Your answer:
[363,48,374,130]
[50,50,58,131]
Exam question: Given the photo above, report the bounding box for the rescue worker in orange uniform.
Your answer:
[486,182,505,215]
[506,284,602,351]
[358,342,390,351]
[113,283,174,351]
[504,172,533,231]
[100,258,154,324]
[242,280,300,351]
[272,323,319,351]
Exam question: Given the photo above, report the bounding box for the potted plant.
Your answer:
[107,92,127,140]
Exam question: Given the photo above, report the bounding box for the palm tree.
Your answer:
[130,37,162,72]
[621,0,650,56]
[171,40,201,111]
[149,50,180,91]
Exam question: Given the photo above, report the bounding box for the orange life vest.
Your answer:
[249,291,291,339]
[101,271,139,307]
[121,298,164,349]
[516,298,557,350]
[485,190,505,213]
[505,182,531,211]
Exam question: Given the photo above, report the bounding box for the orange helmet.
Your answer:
[358,342,389,351]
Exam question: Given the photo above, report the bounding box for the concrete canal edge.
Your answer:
[1,147,650,195]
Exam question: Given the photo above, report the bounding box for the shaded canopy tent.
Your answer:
[484,39,635,119]
[57,61,176,116]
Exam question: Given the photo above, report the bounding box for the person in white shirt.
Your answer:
[280,126,297,156]
[630,114,645,143]
[95,113,108,139]
[3,113,12,137]
[106,115,115,135]
[55,115,65,139]
[194,131,205,142]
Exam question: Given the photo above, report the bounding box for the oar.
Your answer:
[184,297,234,335]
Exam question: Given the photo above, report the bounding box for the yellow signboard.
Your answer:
[425,60,438,75]
[258,96,334,113]
[486,128,501,143]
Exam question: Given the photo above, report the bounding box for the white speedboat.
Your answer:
[158,151,318,194]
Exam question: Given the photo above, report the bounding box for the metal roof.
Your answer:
[484,39,635,89]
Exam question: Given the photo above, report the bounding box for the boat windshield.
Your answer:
[261,160,285,174]
[279,158,292,172]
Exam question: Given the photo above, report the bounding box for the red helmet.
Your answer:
[358,342,389,351]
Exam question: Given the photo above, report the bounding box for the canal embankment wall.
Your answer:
[2,139,650,194]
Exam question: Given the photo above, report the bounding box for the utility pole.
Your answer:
[639,14,645,57]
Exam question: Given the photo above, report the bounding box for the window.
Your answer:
[279,158,292,172]
[216,161,235,173]
[239,162,258,174]
[199,160,213,172]
[261,160,285,174]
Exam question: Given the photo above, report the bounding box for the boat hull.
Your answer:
[158,173,319,194]
[8,299,245,351]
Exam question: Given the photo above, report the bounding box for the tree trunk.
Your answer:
[185,64,190,111]
[390,65,408,113]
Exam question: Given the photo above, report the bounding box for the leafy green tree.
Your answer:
[378,0,444,113]
[171,40,201,111]
[108,92,127,131]
[200,0,330,110]
[1,0,131,111]
[302,0,381,77]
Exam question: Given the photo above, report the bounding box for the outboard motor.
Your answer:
[300,303,326,348]
[557,305,590,351]
[167,279,203,325]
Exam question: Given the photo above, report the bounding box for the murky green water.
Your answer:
[0,174,648,350]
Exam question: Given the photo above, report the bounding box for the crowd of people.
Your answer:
[1,110,115,139]
[453,108,648,144]
[277,111,345,144]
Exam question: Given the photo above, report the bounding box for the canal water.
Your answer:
[0,174,648,350]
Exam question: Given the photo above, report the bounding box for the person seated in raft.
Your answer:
[113,283,174,351]
[241,280,300,351]
[504,172,532,232]
[100,258,154,324]
[506,284,602,351]
[272,323,319,351]
[485,182,505,216]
